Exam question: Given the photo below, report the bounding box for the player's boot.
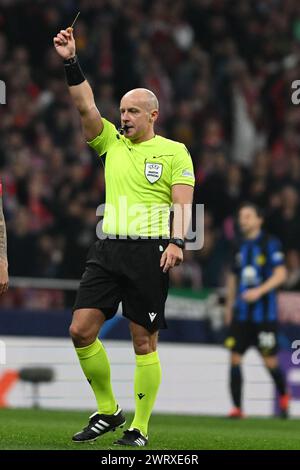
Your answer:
[72,405,126,442]
[279,393,290,419]
[113,428,148,447]
[228,407,244,419]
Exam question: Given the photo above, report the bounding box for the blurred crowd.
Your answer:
[1,0,300,305]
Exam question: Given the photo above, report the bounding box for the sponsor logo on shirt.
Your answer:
[241,265,260,286]
[272,251,284,262]
[255,254,266,266]
[181,169,194,177]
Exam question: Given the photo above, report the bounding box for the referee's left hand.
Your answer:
[160,244,183,273]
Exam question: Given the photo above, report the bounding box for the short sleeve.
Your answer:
[87,118,118,156]
[171,144,195,187]
[268,238,285,267]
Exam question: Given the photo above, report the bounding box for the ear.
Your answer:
[150,109,159,123]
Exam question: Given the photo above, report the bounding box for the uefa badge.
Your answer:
[144,162,163,183]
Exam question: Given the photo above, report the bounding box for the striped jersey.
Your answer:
[231,231,284,323]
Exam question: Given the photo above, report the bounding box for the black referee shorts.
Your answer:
[73,238,169,333]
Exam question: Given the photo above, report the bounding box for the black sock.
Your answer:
[268,367,286,396]
[230,365,242,408]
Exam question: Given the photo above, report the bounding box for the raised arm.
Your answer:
[53,28,103,141]
[0,188,8,295]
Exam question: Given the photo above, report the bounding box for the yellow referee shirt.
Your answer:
[88,118,195,237]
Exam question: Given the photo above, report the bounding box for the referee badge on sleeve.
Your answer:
[145,162,163,183]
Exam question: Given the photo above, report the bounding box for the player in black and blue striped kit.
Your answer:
[224,202,289,418]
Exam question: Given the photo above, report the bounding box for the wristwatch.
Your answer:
[169,238,185,249]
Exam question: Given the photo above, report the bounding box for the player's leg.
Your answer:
[262,354,289,418]
[229,352,244,418]
[225,321,250,417]
[257,323,289,418]
[114,321,160,447]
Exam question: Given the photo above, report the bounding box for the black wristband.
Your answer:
[169,238,185,249]
[63,55,85,86]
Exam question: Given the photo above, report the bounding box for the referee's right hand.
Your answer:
[160,244,183,273]
[53,28,76,60]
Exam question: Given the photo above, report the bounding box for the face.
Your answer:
[119,92,158,142]
[238,207,263,236]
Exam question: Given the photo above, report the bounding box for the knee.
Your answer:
[231,353,242,367]
[264,356,277,369]
[69,323,94,346]
[132,336,153,355]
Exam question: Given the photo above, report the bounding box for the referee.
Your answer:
[224,202,289,418]
[53,28,194,446]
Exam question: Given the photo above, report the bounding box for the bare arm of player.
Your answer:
[0,193,8,295]
[242,265,287,303]
[160,184,194,273]
[224,274,237,325]
[53,28,103,141]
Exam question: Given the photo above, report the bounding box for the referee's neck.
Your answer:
[130,129,156,143]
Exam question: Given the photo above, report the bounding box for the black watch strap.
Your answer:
[169,238,185,249]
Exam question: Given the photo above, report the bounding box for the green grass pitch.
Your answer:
[0,408,299,450]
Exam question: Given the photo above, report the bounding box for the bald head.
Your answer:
[121,88,159,112]
[119,88,159,142]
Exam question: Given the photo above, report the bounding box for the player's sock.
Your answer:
[75,339,117,415]
[268,366,286,396]
[230,364,242,408]
[130,351,161,437]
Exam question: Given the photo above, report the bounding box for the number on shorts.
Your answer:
[258,331,275,349]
